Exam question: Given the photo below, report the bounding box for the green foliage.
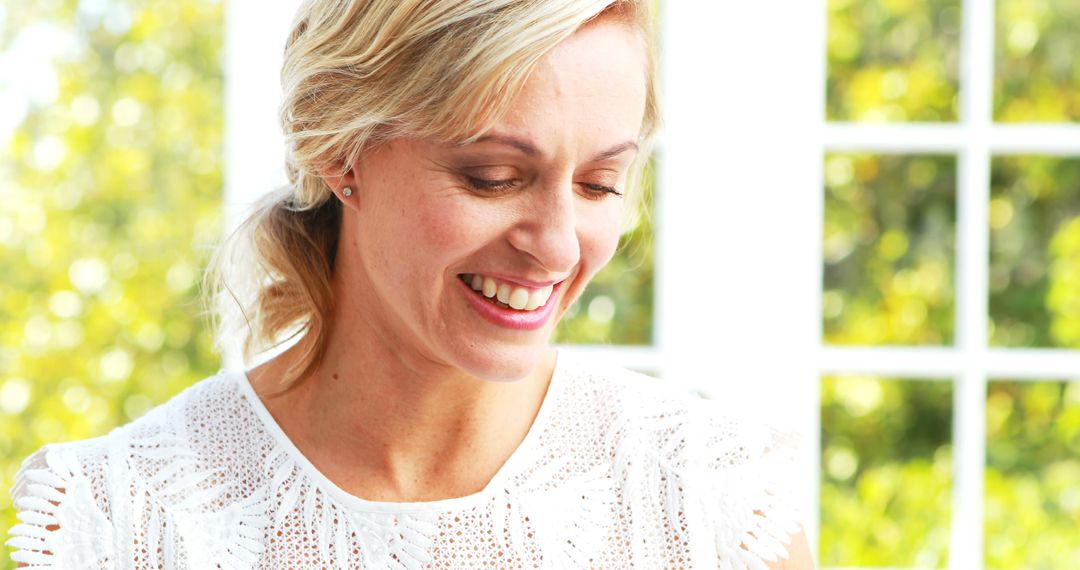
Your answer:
[827,0,961,122]
[996,0,1080,122]
[1049,217,1080,347]
[825,2,1080,568]
[820,376,953,567]
[986,381,1080,568]
[822,154,1080,567]
[823,154,956,345]
[0,1,223,567]
[990,156,1080,348]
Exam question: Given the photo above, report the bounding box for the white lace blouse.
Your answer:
[7,351,802,569]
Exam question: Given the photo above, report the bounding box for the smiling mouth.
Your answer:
[458,274,556,312]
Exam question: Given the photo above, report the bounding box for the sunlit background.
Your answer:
[2,0,1079,568]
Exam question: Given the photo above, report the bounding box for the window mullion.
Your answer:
[951,0,997,565]
[823,123,1080,155]
[821,346,1080,380]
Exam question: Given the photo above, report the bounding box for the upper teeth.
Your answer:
[462,274,554,311]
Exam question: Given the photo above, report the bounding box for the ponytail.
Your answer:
[203,187,340,394]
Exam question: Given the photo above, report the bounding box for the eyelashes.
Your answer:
[464,176,518,193]
[584,183,623,197]
[463,176,623,199]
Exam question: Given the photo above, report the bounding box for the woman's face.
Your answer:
[337,18,648,381]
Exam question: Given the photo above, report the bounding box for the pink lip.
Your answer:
[458,277,562,331]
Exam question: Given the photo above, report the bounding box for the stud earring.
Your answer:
[342,186,353,197]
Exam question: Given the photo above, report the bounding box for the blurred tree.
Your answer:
[823,153,956,346]
[996,0,1080,122]
[0,1,224,564]
[1048,216,1080,347]
[827,0,961,122]
[986,381,1080,568]
[825,1,1080,568]
[990,156,1080,348]
[824,6,961,561]
[820,376,953,567]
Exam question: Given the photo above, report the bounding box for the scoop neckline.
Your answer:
[232,350,565,514]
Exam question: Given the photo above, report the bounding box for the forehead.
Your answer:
[488,19,648,153]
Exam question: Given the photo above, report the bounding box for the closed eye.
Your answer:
[463,175,621,198]
[580,183,623,199]
[465,176,520,193]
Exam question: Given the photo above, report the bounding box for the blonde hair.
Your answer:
[205,0,660,391]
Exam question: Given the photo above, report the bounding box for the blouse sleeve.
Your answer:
[698,411,805,569]
[6,444,116,569]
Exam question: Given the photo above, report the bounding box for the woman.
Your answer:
[8,0,813,568]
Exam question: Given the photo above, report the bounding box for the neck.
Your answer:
[246,322,556,502]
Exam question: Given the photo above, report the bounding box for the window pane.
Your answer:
[995,0,1080,122]
[823,154,956,345]
[555,161,655,345]
[0,0,223,516]
[989,156,1080,348]
[986,380,1080,569]
[827,0,961,122]
[820,375,953,567]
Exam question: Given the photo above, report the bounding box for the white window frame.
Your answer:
[821,0,1080,567]
[226,1,1080,568]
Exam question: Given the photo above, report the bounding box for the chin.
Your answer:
[453,339,553,383]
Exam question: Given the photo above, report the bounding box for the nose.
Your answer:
[506,183,581,273]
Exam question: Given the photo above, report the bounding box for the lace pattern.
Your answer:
[8,445,115,568]
[7,353,803,569]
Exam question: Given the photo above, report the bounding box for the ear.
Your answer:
[317,159,360,207]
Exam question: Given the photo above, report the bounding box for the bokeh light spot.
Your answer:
[62,384,92,414]
[0,378,32,415]
[32,135,68,171]
[835,375,885,417]
[1007,20,1039,56]
[99,347,134,383]
[166,261,195,292]
[587,295,616,324]
[69,94,101,126]
[826,445,859,481]
[69,257,110,294]
[111,97,142,127]
[48,290,84,319]
[989,198,1015,230]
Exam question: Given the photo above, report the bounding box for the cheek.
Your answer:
[356,196,462,290]
[413,196,490,267]
[410,196,511,285]
[581,206,624,269]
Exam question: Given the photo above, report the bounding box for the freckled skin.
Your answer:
[334,20,649,382]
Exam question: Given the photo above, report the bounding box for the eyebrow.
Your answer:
[470,134,638,162]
